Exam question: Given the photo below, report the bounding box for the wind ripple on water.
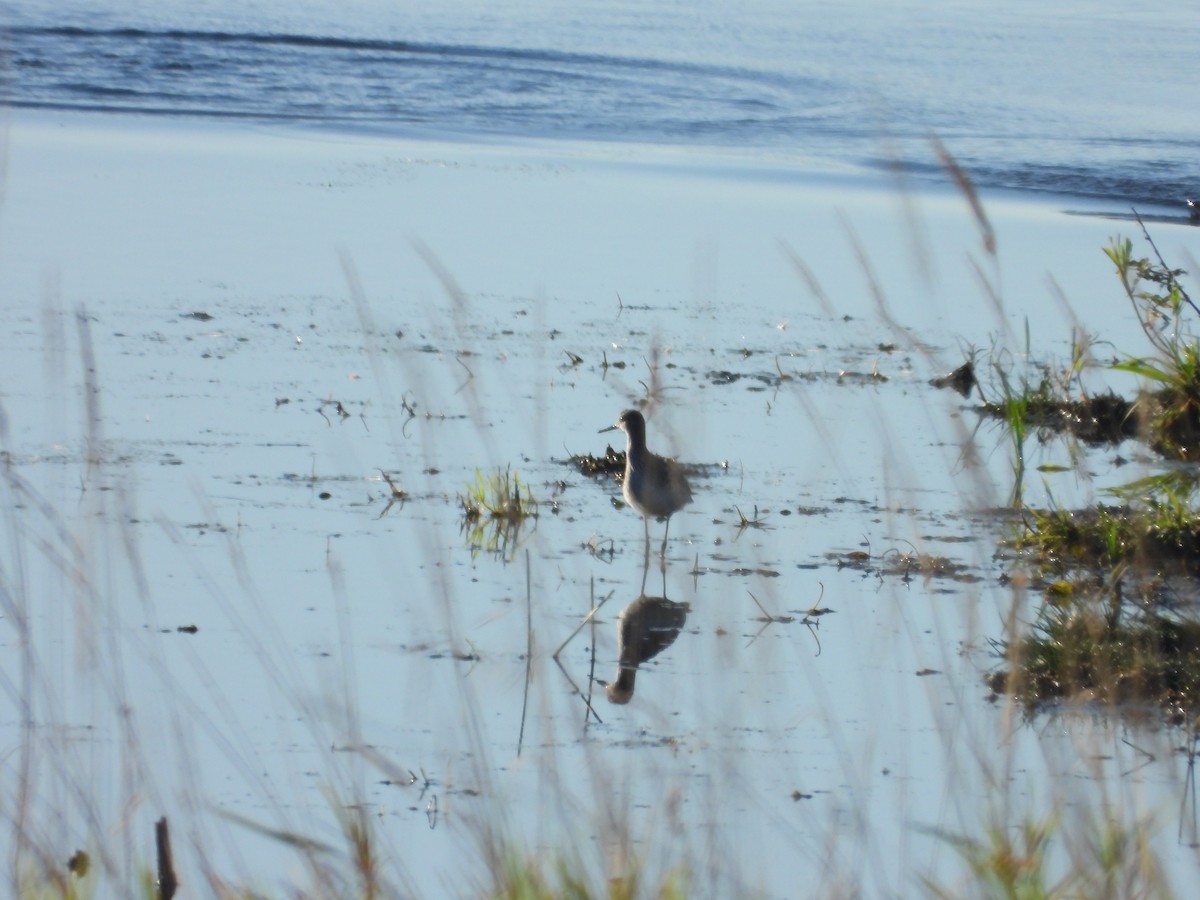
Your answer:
[3,21,1197,208]
[6,25,820,137]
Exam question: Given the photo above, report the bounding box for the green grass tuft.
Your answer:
[459,466,539,560]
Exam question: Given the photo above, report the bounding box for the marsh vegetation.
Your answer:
[982,223,1200,735]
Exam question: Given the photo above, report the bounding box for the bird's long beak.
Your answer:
[599,424,618,434]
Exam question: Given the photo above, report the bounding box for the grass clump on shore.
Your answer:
[1015,487,1200,574]
[990,592,1200,719]
[983,228,1200,721]
[980,227,1198,462]
[1105,234,1200,461]
[987,545,1200,720]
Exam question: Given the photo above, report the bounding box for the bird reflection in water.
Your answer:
[600,594,690,704]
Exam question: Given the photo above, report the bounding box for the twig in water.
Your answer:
[1179,730,1199,845]
[746,591,794,647]
[551,580,610,725]
[156,817,178,900]
[587,577,599,728]
[553,590,612,658]
[518,550,533,756]
[734,505,769,539]
[1119,735,1156,778]
[805,582,832,617]
[379,469,406,498]
[749,591,794,624]
[774,356,794,383]
[583,533,615,562]
[454,355,474,394]
[798,582,830,657]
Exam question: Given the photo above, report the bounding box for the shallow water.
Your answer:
[1,114,1199,896]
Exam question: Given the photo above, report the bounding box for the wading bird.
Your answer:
[600,408,692,561]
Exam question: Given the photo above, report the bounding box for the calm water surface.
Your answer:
[2,0,1199,892]
[1,112,1197,895]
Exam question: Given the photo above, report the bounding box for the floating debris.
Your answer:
[930,359,977,397]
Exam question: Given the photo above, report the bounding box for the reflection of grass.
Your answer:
[990,585,1200,717]
[459,466,539,560]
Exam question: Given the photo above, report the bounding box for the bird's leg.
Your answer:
[659,516,671,572]
[642,515,651,572]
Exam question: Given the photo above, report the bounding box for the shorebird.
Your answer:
[600,409,692,560]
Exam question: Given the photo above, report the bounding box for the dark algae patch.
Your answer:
[980,390,1137,446]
